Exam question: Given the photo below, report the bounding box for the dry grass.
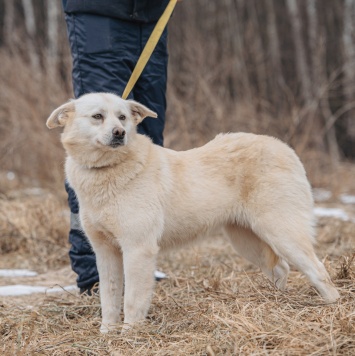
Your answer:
[0,217,354,355]
[0,190,69,272]
[0,50,69,192]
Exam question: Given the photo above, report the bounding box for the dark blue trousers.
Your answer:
[64,13,168,288]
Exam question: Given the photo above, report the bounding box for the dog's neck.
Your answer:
[64,134,153,200]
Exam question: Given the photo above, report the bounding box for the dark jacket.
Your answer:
[62,0,170,23]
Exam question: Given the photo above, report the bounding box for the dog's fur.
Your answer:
[47,93,339,333]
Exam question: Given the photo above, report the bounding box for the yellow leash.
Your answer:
[121,0,177,100]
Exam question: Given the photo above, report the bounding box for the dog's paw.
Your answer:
[323,286,340,303]
[121,321,146,334]
[100,323,118,334]
[121,323,132,334]
[100,324,110,334]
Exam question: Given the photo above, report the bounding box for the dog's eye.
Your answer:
[92,113,103,120]
[119,115,126,121]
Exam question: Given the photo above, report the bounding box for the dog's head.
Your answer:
[47,92,157,148]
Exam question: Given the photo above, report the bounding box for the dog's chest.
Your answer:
[68,164,163,239]
[67,159,131,204]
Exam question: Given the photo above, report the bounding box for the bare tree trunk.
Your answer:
[265,0,285,89]
[307,0,320,96]
[3,0,15,49]
[247,0,268,100]
[21,0,40,72]
[286,0,312,105]
[306,0,340,161]
[343,0,355,140]
[265,0,289,110]
[224,0,253,102]
[46,1,60,82]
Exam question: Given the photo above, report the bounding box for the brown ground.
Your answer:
[0,185,354,355]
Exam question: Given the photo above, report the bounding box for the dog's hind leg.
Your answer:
[225,225,289,290]
[252,217,340,302]
[87,231,124,334]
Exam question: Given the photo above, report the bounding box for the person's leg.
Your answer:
[134,25,168,146]
[63,13,167,291]
[65,182,99,292]
[64,13,139,97]
[65,13,167,141]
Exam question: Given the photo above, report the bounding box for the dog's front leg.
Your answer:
[122,246,158,328]
[89,235,124,334]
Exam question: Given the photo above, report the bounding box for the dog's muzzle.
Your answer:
[109,128,126,147]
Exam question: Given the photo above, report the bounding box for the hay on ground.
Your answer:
[0,191,69,272]
[1,229,354,355]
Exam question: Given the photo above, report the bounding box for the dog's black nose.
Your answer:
[112,127,126,138]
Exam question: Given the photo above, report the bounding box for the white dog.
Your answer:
[47,93,339,333]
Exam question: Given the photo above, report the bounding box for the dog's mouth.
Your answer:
[108,138,125,148]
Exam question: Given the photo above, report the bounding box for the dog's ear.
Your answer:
[127,100,158,125]
[46,101,75,129]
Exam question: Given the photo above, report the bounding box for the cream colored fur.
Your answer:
[47,93,340,333]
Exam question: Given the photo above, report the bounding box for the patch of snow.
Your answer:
[0,284,78,296]
[312,188,332,202]
[22,187,46,196]
[313,207,349,221]
[154,270,167,280]
[0,269,38,277]
[7,171,15,181]
[339,194,355,205]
